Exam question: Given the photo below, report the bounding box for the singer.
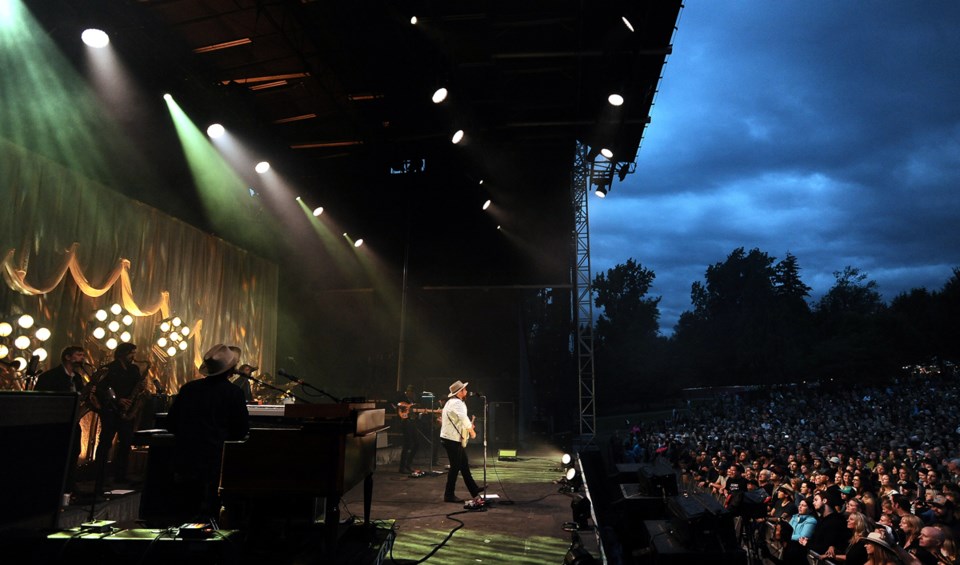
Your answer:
[90,342,145,485]
[440,380,483,504]
[232,363,257,403]
[166,344,249,524]
[34,345,87,496]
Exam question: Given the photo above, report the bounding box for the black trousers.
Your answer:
[442,438,479,499]
[399,419,419,470]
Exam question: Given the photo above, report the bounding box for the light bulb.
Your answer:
[110,304,122,315]
[106,338,118,350]
[17,315,34,329]
[93,327,106,339]
[95,310,108,322]
[35,327,51,341]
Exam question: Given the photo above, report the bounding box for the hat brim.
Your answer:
[448,381,468,397]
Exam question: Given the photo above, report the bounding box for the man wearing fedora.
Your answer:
[166,344,250,522]
[439,379,482,503]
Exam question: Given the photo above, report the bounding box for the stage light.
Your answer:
[206,123,225,138]
[354,239,364,248]
[313,206,324,217]
[120,331,131,343]
[0,323,11,337]
[108,320,120,332]
[595,185,609,198]
[157,337,167,348]
[172,317,182,327]
[14,336,30,349]
[95,309,108,322]
[179,341,188,351]
[163,93,173,102]
[622,16,635,32]
[432,87,448,103]
[167,346,176,356]
[617,163,630,182]
[566,467,577,481]
[410,16,418,25]
[255,161,271,174]
[608,93,624,106]
[106,338,118,350]
[482,199,491,210]
[180,327,190,336]
[17,315,34,329]
[571,495,592,531]
[600,148,613,159]
[13,357,26,371]
[160,321,170,332]
[0,345,6,358]
[110,304,122,315]
[81,28,110,48]
[498,449,518,461]
[562,453,572,466]
[451,129,464,144]
[93,327,106,339]
[33,348,48,362]
[122,315,134,326]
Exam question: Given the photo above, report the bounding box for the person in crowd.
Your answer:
[34,345,87,496]
[803,489,849,559]
[902,514,926,555]
[916,526,947,565]
[439,380,482,504]
[89,342,146,484]
[784,497,818,565]
[863,531,906,565]
[165,344,249,523]
[772,483,798,520]
[835,512,874,565]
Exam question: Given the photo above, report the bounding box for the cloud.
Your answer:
[589,1,960,334]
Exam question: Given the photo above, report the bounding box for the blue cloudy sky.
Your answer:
[589,1,960,335]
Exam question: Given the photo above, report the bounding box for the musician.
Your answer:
[440,380,482,503]
[90,342,145,484]
[34,345,87,495]
[165,344,249,522]
[396,384,419,474]
[233,363,256,403]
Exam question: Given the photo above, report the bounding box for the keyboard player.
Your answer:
[165,344,250,524]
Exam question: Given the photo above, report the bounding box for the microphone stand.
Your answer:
[480,394,489,498]
[278,371,340,403]
[247,375,311,404]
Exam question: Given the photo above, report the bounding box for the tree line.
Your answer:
[583,248,960,411]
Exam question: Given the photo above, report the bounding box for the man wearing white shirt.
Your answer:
[440,380,482,503]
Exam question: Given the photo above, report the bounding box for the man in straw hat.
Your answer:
[166,344,250,522]
[439,379,482,503]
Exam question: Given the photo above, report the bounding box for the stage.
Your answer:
[5,444,585,564]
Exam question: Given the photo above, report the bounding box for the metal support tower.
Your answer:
[571,142,596,444]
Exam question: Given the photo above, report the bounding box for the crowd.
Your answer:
[611,373,960,564]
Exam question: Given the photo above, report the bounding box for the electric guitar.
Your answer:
[396,402,440,420]
[461,415,476,448]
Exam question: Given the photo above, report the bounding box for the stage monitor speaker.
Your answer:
[637,460,678,497]
[666,492,737,552]
[0,391,78,532]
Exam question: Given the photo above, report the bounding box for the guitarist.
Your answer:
[395,384,420,474]
[440,380,482,504]
[34,345,88,496]
[89,342,145,485]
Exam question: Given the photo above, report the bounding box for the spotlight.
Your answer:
[110,304,122,315]
[608,93,624,106]
[595,185,609,198]
[0,323,11,337]
[482,199,491,210]
[451,129,464,144]
[255,161,271,174]
[14,336,31,349]
[410,16,418,25]
[81,28,110,48]
[354,239,364,248]
[600,148,614,160]
[622,16,635,32]
[35,328,51,341]
[571,495,592,531]
[17,315,34,329]
[432,87,448,103]
[206,123,225,138]
[163,93,173,102]
[313,207,324,217]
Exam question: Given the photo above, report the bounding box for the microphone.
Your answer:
[277,368,304,385]
[467,391,484,397]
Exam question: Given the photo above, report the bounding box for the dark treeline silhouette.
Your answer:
[586,248,960,412]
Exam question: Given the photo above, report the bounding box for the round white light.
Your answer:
[206,123,225,138]
[110,303,122,315]
[122,315,134,326]
[561,453,572,466]
[595,188,607,198]
[622,16,635,32]
[13,357,27,371]
[0,322,11,337]
[354,239,364,248]
[451,130,464,144]
[255,161,271,174]
[565,467,577,481]
[172,317,182,327]
[608,93,624,106]
[81,28,110,49]
[169,332,180,341]
[33,348,48,362]
[179,341,188,351]
[17,315,34,329]
[120,331,131,342]
[95,310,108,322]
[108,321,120,332]
[14,336,31,349]
[432,87,448,104]
[180,327,190,336]
[482,199,491,211]
[160,322,170,332]
[313,207,324,217]
[410,16,418,25]
[35,327,51,341]
[106,338,118,350]
[0,345,7,358]
[600,148,614,159]
[93,327,106,339]
[167,346,177,356]
[157,337,168,348]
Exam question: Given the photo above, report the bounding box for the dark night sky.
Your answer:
[589,1,960,334]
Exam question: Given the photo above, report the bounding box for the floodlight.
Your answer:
[432,87,448,103]
[255,161,271,174]
[608,93,624,106]
[206,123,225,138]
[81,28,110,48]
[17,315,34,329]
[313,207,324,217]
[451,129,464,144]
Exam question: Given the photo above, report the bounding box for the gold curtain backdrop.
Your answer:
[0,139,278,395]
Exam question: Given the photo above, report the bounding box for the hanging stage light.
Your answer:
[595,185,609,198]
[432,87,448,103]
[81,28,110,48]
